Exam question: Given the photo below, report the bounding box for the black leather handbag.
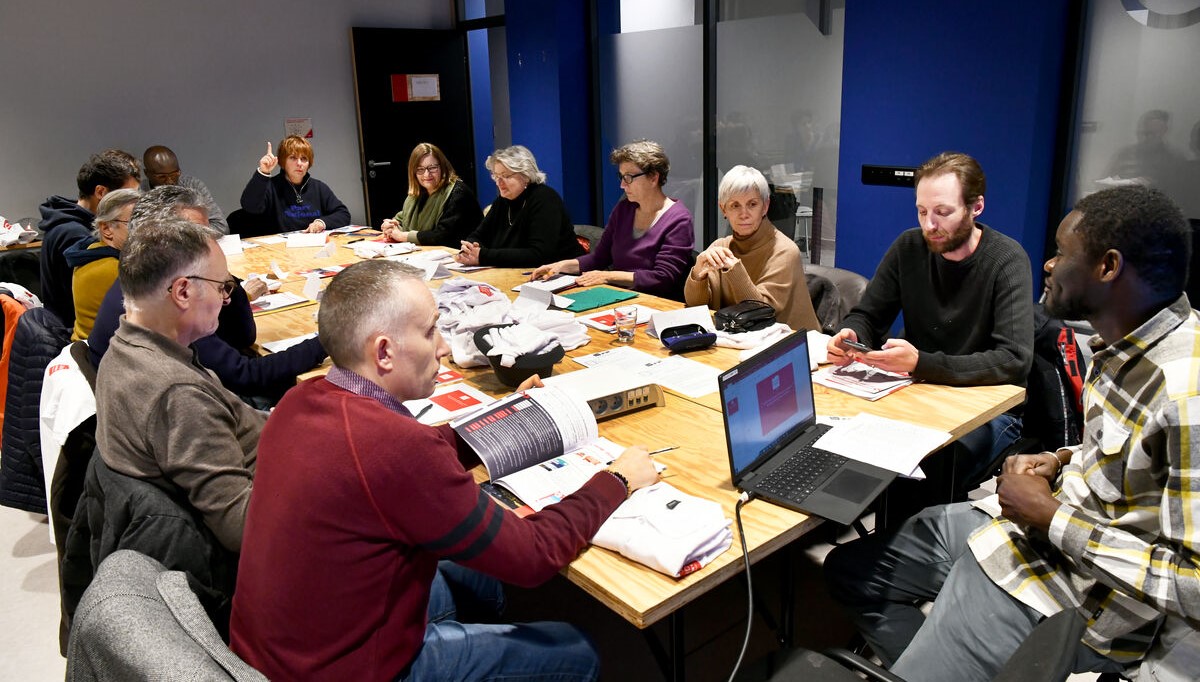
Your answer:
[714,300,776,333]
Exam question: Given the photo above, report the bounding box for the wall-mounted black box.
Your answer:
[862,165,918,188]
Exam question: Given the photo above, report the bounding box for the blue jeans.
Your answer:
[400,561,599,682]
[951,412,1022,487]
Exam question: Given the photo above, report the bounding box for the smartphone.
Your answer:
[842,339,873,353]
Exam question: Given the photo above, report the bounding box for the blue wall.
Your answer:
[836,0,1071,285]
[505,0,595,224]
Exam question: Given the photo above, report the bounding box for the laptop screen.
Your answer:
[719,332,817,479]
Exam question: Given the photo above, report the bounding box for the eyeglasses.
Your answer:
[170,275,237,299]
[415,164,441,176]
[490,171,519,183]
[618,171,647,185]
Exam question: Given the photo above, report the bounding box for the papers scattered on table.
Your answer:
[295,263,350,278]
[389,249,455,280]
[255,235,288,245]
[436,366,464,385]
[813,362,912,400]
[579,304,656,333]
[512,275,577,294]
[812,413,949,479]
[645,306,714,338]
[402,382,496,425]
[250,291,311,314]
[353,240,417,260]
[513,285,571,310]
[260,333,317,353]
[329,224,375,234]
[573,346,720,399]
[217,234,244,255]
[286,232,328,248]
[445,262,490,272]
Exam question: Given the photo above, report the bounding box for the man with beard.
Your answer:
[823,185,1199,681]
[827,151,1034,514]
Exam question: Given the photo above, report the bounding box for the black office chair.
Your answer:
[950,304,1084,502]
[753,608,1090,682]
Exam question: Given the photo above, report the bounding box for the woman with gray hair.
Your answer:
[685,165,819,331]
[455,145,585,268]
[530,139,695,300]
[66,187,140,340]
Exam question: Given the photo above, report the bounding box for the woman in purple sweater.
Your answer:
[530,140,695,300]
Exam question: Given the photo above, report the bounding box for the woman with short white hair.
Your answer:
[455,145,585,268]
[684,165,819,331]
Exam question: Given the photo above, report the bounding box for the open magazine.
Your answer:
[451,386,627,512]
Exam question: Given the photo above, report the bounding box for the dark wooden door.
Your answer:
[351,27,475,226]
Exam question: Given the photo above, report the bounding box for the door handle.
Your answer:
[367,160,391,168]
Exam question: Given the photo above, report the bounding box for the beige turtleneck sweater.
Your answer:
[683,218,819,332]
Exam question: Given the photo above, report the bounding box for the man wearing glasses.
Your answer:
[95,216,265,552]
[142,145,229,234]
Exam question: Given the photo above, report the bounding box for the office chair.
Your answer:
[66,550,265,681]
[756,607,1089,682]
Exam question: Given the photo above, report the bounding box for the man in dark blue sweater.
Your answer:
[826,152,1034,520]
[38,153,140,326]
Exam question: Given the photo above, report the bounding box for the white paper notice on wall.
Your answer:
[409,75,440,100]
[285,117,313,138]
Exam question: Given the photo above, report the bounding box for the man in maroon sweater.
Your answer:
[230,260,657,681]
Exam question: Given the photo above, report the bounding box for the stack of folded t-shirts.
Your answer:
[592,482,733,578]
[714,321,792,350]
[435,278,512,367]
[479,323,561,367]
[509,308,590,352]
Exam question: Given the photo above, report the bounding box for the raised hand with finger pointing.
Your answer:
[258,141,278,175]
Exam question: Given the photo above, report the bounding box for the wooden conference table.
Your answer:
[225,230,1023,673]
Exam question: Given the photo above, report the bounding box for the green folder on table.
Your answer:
[561,287,637,313]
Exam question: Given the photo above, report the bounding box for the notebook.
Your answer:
[718,332,895,525]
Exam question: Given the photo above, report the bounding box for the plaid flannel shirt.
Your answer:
[968,295,1200,666]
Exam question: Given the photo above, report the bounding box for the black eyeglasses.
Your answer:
[171,275,237,299]
[618,170,647,185]
[415,164,441,176]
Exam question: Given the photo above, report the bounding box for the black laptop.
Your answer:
[718,332,895,525]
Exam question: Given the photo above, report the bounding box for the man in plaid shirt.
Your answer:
[825,185,1199,681]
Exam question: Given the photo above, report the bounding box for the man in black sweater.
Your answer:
[826,152,1034,519]
[38,153,140,326]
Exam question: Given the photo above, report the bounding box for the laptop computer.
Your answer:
[718,331,895,525]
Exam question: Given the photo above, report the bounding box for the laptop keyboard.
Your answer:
[755,445,847,503]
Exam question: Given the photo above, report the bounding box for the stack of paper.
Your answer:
[813,413,949,479]
[813,362,912,400]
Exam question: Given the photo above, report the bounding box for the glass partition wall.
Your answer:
[716,1,844,264]
[597,4,706,246]
[598,0,844,264]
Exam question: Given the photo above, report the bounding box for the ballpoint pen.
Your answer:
[648,446,678,455]
[414,404,433,420]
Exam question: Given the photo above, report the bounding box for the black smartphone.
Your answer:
[842,339,873,352]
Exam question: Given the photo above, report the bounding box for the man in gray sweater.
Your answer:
[94,217,265,552]
[826,151,1034,521]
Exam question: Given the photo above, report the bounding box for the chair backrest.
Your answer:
[60,453,239,654]
[574,224,604,254]
[805,264,869,334]
[1019,304,1084,450]
[66,550,266,682]
[0,305,69,513]
[47,340,99,548]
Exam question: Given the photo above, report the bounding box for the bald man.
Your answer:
[142,145,228,233]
